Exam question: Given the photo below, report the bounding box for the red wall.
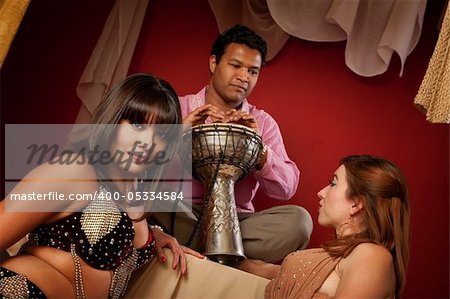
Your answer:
[2,0,449,297]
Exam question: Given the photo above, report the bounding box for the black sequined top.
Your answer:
[23,185,155,271]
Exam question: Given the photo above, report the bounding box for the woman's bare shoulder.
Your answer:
[348,243,393,264]
[7,158,100,209]
[335,243,395,297]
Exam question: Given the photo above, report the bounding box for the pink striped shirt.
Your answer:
[180,87,300,213]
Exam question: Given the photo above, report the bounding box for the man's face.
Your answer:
[209,43,262,107]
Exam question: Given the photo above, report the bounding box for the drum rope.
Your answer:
[169,158,186,236]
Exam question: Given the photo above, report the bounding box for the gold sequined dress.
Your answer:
[265,248,341,299]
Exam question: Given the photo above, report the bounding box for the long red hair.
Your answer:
[322,155,410,297]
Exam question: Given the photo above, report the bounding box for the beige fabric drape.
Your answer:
[0,0,31,68]
[73,0,149,126]
[208,0,427,77]
[207,0,290,61]
[414,3,450,123]
[125,249,269,299]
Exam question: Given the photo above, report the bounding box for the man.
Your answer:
[154,24,312,263]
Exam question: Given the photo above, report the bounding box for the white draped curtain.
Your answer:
[67,0,149,143]
[73,0,149,125]
[73,0,449,124]
[208,0,427,77]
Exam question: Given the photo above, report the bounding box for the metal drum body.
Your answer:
[187,123,263,265]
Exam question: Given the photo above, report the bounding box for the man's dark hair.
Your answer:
[210,24,267,67]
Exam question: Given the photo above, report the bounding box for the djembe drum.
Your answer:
[185,123,263,265]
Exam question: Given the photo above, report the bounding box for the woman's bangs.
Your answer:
[121,95,151,124]
[145,105,176,125]
[122,94,178,125]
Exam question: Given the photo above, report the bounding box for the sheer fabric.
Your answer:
[208,0,427,77]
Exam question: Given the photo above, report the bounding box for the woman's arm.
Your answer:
[0,202,51,252]
[237,258,281,279]
[150,227,204,275]
[1,161,97,251]
[335,243,396,298]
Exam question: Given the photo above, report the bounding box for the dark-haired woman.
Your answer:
[0,73,202,298]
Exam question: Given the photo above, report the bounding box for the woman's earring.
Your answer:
[137,170,147,191]
[336,215,355,238]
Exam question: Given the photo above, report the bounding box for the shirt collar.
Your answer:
[193,86,250,113]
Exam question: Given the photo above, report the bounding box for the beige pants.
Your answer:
[125,248,269,299]
[152,204,313,263]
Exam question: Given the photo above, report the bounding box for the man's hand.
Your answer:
[224,109,259,134]
[182,104,225,126]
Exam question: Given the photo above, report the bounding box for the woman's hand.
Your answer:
[151,228,204,275]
